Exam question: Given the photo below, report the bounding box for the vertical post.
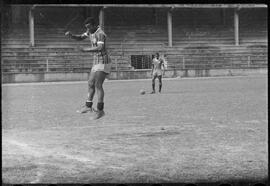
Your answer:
[167,9,173,47]
[85,7,90,18]
[115,58,119,79]
[99,7,104,30]
[29,6,35,47]
[91,7,95,17]
[154,8,158,25]
[234,8,239,46]
[182,56,185,69]
[46,59,49,72]
[247,55,250,67]
[222,9,226,26]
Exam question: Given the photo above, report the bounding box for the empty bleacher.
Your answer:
[1,24,268,73]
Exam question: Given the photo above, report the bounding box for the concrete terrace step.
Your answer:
[4,26,266,31]
[3,34,241,40]
[4,28,266,35]
[2,34,239,40]
[2,44,266,50]
[3,40,266,47]
[2,46,267,55]
[2,54,267,62]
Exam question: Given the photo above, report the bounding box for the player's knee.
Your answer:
[95,81,103,89]
[88,80,95,88]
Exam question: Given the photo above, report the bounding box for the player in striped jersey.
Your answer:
[65,17,111,120]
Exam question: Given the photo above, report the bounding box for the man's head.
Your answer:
[155,53,160,59]
[84,17,98,33]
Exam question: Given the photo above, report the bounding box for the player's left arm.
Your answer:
[81,33,105,52]
[161,59,165,75]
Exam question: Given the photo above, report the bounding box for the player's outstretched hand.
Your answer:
[76,46,84,52]
[65,31,72,37]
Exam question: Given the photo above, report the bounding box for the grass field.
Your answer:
[2,75,268,184]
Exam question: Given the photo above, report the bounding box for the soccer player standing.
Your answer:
[151,52,165,94]
[65,17,111,120]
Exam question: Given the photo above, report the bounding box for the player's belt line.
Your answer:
[2,74,266,86]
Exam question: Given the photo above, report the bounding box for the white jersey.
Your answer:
[152,57,164,76]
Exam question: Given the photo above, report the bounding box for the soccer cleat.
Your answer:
[150,91,155,94]
[92,110,105,120]
[77,105,93,114]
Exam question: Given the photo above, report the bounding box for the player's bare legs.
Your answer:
[92,71,107,119]
[158,75,162,93]
[87,71,96,101]
[78,71,95,113]
[151,75,157,94]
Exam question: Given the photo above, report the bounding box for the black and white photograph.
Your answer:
[1,3,268,186]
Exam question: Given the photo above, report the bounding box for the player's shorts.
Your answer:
[91,63,112,74]
[91,54,112,74]
[153,69,162,77]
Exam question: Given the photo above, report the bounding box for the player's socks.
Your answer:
[151,83,155,94]
[86,100,93,108]
[97,102,104,111]
[92,102,105,119]
[159,84,162,93]
[78,100,93,113]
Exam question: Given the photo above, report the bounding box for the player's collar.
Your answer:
[93,26,100,34]
[89,26,100,36]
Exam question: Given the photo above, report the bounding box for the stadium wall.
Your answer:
[2,68,267,83]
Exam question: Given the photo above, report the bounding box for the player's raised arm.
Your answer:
[65,31,88,41]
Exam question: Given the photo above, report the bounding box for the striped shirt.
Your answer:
[82,27,110,64]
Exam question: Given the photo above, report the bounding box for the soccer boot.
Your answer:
[92,110,105,120]
[150,91,155,94]
[77,105,93,114]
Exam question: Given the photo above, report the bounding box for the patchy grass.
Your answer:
[2,75,268,184]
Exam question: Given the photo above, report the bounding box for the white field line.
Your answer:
[2,74,266,87]
[6,139,130,171]
[6,140,99,165]
[48,123,187,130]
[5,140,128,183]
[5,139,173,181]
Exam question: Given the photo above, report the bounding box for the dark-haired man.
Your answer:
[151,53,165,94]
[65,17,111,120]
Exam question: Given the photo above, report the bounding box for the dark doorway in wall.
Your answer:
[131,55,152,69]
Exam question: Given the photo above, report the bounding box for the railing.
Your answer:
[1,58,92,73]
[165,54,268,70]
[2,53,267,73]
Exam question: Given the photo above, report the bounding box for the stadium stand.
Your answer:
[2,25,267,73]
